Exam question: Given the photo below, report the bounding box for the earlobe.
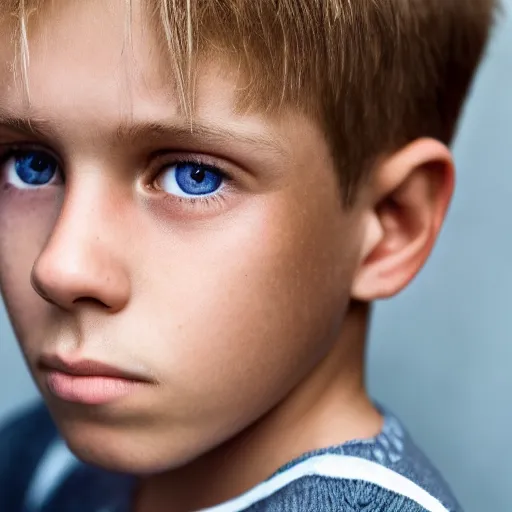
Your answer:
[351,138,454,301]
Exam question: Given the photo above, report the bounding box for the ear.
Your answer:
[351,138,454,301]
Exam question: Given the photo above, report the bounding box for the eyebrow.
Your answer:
[0,112,287,157]
[0,113,54,140]
[114,121,286,156]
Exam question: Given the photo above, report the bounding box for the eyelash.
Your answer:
[148,155,233,210]
[0,144,62,172]
[0,143,235,213]
[0,145,60,165]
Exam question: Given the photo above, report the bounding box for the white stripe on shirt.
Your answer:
[199,454,449,512]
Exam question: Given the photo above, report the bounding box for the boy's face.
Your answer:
[0,0,366,472]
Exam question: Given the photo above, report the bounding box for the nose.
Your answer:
[31,190,131,313]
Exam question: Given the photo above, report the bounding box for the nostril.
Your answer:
[72,297,110,309]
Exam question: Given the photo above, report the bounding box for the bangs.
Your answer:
[150,0,348,118]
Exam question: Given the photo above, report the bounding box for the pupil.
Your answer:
[191,168,205,183]
[31,156,50,172]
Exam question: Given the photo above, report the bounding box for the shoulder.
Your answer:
[244,475,441,511]
[308,411,463,511]
[222,454,455,512]
[0,402,58,511]
[366,412,462,511]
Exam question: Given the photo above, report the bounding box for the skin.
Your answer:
[0,1,454,510]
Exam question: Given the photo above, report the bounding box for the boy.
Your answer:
[0,0,497,511]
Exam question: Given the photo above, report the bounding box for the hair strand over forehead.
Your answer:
[2,0,501,203]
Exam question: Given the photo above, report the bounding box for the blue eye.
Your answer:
[161,162,224,198]
[4,150,59,188]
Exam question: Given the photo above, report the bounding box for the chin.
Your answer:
[55,416,209,475]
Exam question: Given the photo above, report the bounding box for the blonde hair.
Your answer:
[4,0,499,202]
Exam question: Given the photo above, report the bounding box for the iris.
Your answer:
[172,162,223,196]
[13,151,58,186]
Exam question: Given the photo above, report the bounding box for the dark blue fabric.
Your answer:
[242,477,429,511]
[0,404,56,512]
[39,465,133,512]
[0,403,462,512]
[266,412,460,511]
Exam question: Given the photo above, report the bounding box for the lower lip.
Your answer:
[46,371,142,405]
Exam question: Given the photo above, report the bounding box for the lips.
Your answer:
[39,354,153,405]
[39,354,152,381]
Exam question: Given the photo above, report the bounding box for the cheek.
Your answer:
[134,191,357,427]
[0,188,61,345]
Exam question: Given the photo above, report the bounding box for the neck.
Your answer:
[134,302,382,512]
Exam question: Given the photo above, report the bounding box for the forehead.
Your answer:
[0,0,177,116]
[0,0,245,131]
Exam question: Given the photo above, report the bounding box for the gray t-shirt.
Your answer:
[0,403,461,511]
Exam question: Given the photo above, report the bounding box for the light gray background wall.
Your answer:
[1,5,511,512]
